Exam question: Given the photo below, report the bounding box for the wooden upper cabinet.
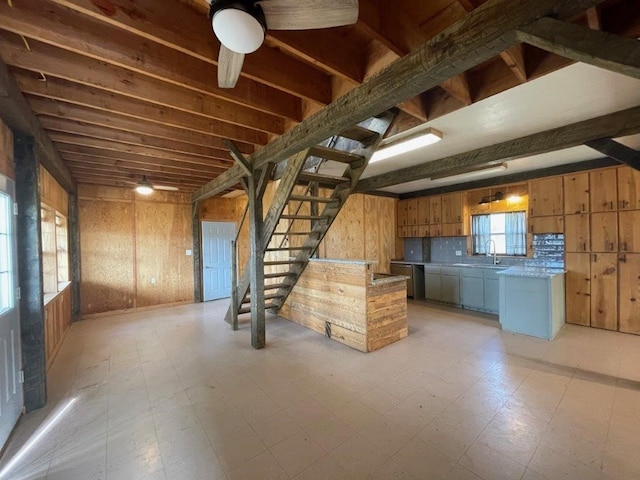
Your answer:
[619,253,640,334]
[417,197,430,225]
[441,192,466,224]
[529,216,563,234]
[619,210,640,253]
[590,169,617,212]
[618,166,640,210]
[590,253,618,331]
[429,196,442,225]
[529,177,563,217]
[397,199,408,226]
[563,172,589,214]
[407,198,418,226]
[591,212,618,253]
[564,214,590,252]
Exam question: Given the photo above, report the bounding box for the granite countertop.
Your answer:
[309,258,378,266]
[371,273,409,286]
[496,266,566,278]
[391,260,506,270]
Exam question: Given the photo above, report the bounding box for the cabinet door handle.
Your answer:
[593,254,598,262]
[582,242,586,251]
[609,242,614,251]
[622,242,628,251]
[582,203,585,212]
[610,201,614,210]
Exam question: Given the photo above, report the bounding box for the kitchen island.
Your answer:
[279,259,408,352]
[498,266,566,340]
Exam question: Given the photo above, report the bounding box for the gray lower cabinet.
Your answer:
[424,266,441,301]
[483,270,500,314]
[441,267,460,304]
[460,268,484,310]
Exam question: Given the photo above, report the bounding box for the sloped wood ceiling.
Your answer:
[0,0,638,193]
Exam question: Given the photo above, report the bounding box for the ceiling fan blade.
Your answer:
[154,185,179,192]
[259,0,358,30]
[218,45,245,88]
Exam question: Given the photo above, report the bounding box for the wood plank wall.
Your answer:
[0,119,13,179]
[198,191,399,275]
[78,185,194,315]
[39,167,68,215]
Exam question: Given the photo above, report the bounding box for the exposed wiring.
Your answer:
[20,34,31,51]
[38,72,47,82]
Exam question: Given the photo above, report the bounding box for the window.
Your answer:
[0,192,13,313]
[472,211,526,256]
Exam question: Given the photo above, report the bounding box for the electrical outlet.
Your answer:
[186,249,192,256]
[151,277,156,284]
[410,250,414,255]
[455,250,462,256]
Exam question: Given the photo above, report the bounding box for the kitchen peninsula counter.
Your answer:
[279,259,408,352]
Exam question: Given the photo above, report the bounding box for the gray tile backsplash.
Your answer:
[427,234,564,268]
[403,238,431,262]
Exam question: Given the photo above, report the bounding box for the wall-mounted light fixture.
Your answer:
[371,128,443,163]
[478,191,505,205]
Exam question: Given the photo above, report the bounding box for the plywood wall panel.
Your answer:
[135,202,194,307]
[79,198,135,314]
[323,194,365,260]
[0,120,14,179]
[39,167,68,215]
[199,197,237,221]
[78,184,134,201]
[364,195,397,273]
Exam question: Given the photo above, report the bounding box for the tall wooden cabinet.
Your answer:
[591,212,618,253]
[618,166,640,210]
[619,210,640,252]
[529,177,563,233]
[564,214,589,252]
[619,254,640,334]
[590,169,617,212]
[590,253,618,331]
[564,172,589,214]
[565,253,591,326]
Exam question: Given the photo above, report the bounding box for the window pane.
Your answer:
[0,192,8,235]
[0,234,8,272]
[492,234,507,255]
[0,272,10,312]
[490,213,506,234]
[472,210,525,256]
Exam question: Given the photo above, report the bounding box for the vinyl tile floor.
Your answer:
[1,299,640,480]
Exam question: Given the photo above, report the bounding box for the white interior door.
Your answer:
[0,176,23,449]
[202,221,235,301]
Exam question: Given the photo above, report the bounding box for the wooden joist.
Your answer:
[193,0,607,202]
[585,138,640,171]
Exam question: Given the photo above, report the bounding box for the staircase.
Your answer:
[225,111,395,328]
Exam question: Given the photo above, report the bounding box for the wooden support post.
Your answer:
[68,192,81,321]
[230,239,239,331]
[14,135,46,412]
[247,171,266,349]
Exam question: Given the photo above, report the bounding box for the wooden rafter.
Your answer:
[193,0,608,201]
[585,138,640,171]
[517,17,640,80]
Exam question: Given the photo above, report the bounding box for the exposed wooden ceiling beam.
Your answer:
[60,151,222,176]
[0,0,314,117]
[0,34,286,134]
[71,172,204,189]
[62,155,218,178]
[76,177,207,192]
[40,119,239,160]
[45,0,332,108]
[517,17,640,80]
[356,105,640,192]
[66,164,214,184]
[584,138,640,171]
[194,0,607,201]
[0,59,75,192]
[55,143,228,172]
[18,75,268,145]
[49,132,233,166]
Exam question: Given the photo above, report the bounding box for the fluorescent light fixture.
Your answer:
[371,128,443,163]
[135,176,154,195]
[430,163,507,182]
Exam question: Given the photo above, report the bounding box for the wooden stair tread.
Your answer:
[264,272,296,279]
[297,172,350,187]
[264,260,304,265]
[242,292,283,304]
[288,194,338,203]
[339,126,379,145]
[238,302,279,314]
[309,145,365,164]
[280,215,328,221]
[271,231,320,236]
[264,282,291,290]
[265,247,310,252]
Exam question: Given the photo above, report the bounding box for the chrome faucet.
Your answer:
[485,239,500,265]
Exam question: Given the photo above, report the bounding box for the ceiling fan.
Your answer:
[209,0,359,88]
[131,176,179,195]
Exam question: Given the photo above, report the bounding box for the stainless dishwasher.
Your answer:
[390,263,424,299]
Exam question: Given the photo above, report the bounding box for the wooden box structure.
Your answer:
[279,259,408,352]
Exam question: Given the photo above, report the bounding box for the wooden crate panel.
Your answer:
[364,195,396,274]
[79,198,135,314]
[40,167,68,215]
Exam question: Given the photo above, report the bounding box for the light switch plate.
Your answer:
[186,249,192,256]
[455,250,462,256]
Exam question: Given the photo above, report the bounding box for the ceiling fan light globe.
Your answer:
[213,8,265,54]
